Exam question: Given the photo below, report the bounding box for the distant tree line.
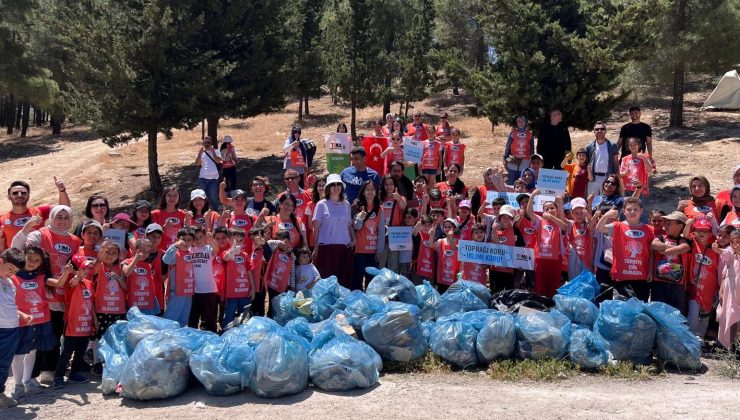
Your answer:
[1,0,737,192]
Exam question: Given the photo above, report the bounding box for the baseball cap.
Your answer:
[570,197,587,210]
[82,220,103,234]
[112,212,138,227]
[71,254,94,270]
[530,153,543,161]
[459,200,472,209]
[693,219,712,232]
[145,223,163,234]
[190,189,207,201]
[499,205,516,219]
[443,218,459,228]
[134,200,152,210]
[661,211,688,224]
[429,189,442,200]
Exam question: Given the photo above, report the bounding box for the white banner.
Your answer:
[457,240,535,270]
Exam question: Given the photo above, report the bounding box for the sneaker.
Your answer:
[92,363,103,376]
[10,385,23,400]
[53,377,65,390]
[37,371,54,386]
[23,380,44,396]
[0,394,17,408]
[66,373,90,384]
[26,378,48,389]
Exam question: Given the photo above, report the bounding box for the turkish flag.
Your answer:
[362,135,388,175]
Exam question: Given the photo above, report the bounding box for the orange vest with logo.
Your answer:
[65,279,95,337]
[534,217,562,260]
[436,239,459,286]
[126,259,155,309]
[264,248,293,293]
[174,249,195,297]
[355,211,381,254]
[416,231,435,279]
[13,273,50,326]
[510,129,532,159]
[225,250,253,299]
[151,210,186,252]
[94,265,126,314]
[40,229,81,303]
[610,222,654,281]
[421,140,441,170]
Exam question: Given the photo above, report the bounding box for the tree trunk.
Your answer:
[383,75,392,117]
[669,59,685,128]
[201,119,205,141]
[350,97,357,140]
[51,112,63,135]
[5,94,14,135]
[20,103,30,138]
[298,96,303,121]
[15,104,21,129]
[304,95,309,116]
[147,128,162,193]
[452,86,459,95]
[403,100,410,119]
[206,115,219,146]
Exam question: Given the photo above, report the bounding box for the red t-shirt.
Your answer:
[151,209,187,251]
[1,205,51,249]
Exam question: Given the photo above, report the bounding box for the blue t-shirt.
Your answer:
[592,193,625,211]
[340,166,381,204]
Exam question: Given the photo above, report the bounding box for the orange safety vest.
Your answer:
[264,248,292,293]
[94,265,126,314]
[225,250,253,298]
[126,259,156,309]
[64,279,95,337]
[610,222,654,281]
[174,249,195,297]
[40,229,81,303]
[13,273,50,326]
[510,129,533,159]
[436,238,459,286]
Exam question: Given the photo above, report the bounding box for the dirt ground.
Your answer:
[1,90,739,417]
[5,361,740,419]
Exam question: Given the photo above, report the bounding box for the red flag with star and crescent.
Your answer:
[362,135,388,175]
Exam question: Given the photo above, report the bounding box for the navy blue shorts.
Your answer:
[15,321,56,354]
[421,169,438,175]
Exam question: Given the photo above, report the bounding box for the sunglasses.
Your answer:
[604,180,618,186]
[284,176,299,181]
[91,203,107,208]
[10,191,28,196]
[593,128,606,132]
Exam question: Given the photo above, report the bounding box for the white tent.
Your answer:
[701,70,740,110]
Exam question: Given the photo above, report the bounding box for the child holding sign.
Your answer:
[488,205,525,293]
[431,218,460,293]
[526,190,568,298]
[458,223,489,287]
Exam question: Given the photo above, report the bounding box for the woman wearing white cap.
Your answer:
[312,174,356,289]
[186,189,219,232]
[219,136,238,195]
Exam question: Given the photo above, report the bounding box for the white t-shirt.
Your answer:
[199,149,222,180]
[295,264,320,293]
[0,278,18,328]
[189,245,218,293]
[594,141,609,174]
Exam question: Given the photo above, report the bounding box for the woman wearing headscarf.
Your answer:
[678,176,719,220]
[717,165,740,219]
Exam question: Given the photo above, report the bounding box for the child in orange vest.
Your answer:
[53,255,97,389]
[162,228,195,326]
[488,205,526,293]
[458,223,489,287]
[265,230,296,318]
[684,219,721,338]
[431,218,460,294]
[90,241,127,375]
[248,227,270,317]
[122,238,158,316]
[220,228,255,329]
[526,190,569,298]
[0,249,30,407]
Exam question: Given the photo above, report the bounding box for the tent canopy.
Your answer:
[701,70,740,110]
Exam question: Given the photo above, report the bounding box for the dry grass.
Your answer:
[486,358,580,382]
[599,361,661,380]
[383,353,453,375]
[711,340,740,379]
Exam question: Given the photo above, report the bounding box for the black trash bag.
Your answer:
[491,289,555,313]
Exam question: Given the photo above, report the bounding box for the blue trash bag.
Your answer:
[98,320,130,394]
[365,267,418,305]
[271,291,314,325]
[234,317,282,348]
[285,317,315,342]
[119,328,217,400]
[125,306,180,353]
[515,310,572,360]
[569,326,611,369]
[421,321,435,345]
[311,276,351,321]
[342,291,386,332]
[435,281,491,319]
[553,294,599,327]
[361,302,428,362]
[557,270,600,301]
[429,320,479,368]
[190,331,257,396]
[593,298,656,365]
[309,327,382,392]
[476,313,517,362]
[416,280,441,322]
[449,309,501,331]
[250,331,310,398]
[644,302,702,370]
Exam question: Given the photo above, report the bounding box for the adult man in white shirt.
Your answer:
[585,121,619,195]
[195,136,222,211]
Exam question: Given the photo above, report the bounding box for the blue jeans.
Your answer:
[163,293,192,327]
[0,327,19,392]
[199,177,221,212]
[221,297,251,329]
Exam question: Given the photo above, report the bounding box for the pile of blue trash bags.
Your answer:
[98,269,702,401]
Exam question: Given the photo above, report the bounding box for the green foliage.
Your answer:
[395,0,436,114]
[432,0,486,92]
[460,0,654,130]
[487,358,579,381]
